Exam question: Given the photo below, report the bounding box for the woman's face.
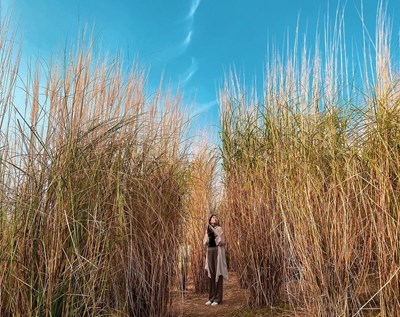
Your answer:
[210,215,218,226]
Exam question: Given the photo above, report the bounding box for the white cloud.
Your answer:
[181,57,199,85]
[181,30,193,50]
[186,0,201,21]
[193,100,218,116]
[154,0,200,61]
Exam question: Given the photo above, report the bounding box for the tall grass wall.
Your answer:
[185,142,218,293]
[220,6,400,316]
[0,22,190,317]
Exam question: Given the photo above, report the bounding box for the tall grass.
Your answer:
[0,24,190,317]
[220,4,400,316]
[185,140,218,293]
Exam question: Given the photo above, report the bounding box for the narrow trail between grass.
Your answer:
[171,271,247,317]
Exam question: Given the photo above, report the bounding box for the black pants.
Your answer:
[208,247,223,303]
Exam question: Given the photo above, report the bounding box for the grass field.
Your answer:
[1,5,400,317]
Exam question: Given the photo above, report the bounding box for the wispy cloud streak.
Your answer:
[181,30,193,50]
[181,57,199,85]
[155,0,200,62]
[193,100,217,116]
[186,0,201,20]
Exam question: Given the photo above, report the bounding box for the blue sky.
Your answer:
[3,0,400,140]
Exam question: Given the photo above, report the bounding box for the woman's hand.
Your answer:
[208,224,217,233]
[209,224,221,237]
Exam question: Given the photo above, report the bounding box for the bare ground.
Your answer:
[170,271,381,317]
[171,271,248,317]
[170,272,292,317]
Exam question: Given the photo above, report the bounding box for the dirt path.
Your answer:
[171,271,248,317]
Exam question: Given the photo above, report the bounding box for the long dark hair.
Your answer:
[208,214,220,226]
[207,214,218,237]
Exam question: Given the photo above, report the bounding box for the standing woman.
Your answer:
[203,214,228,306]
